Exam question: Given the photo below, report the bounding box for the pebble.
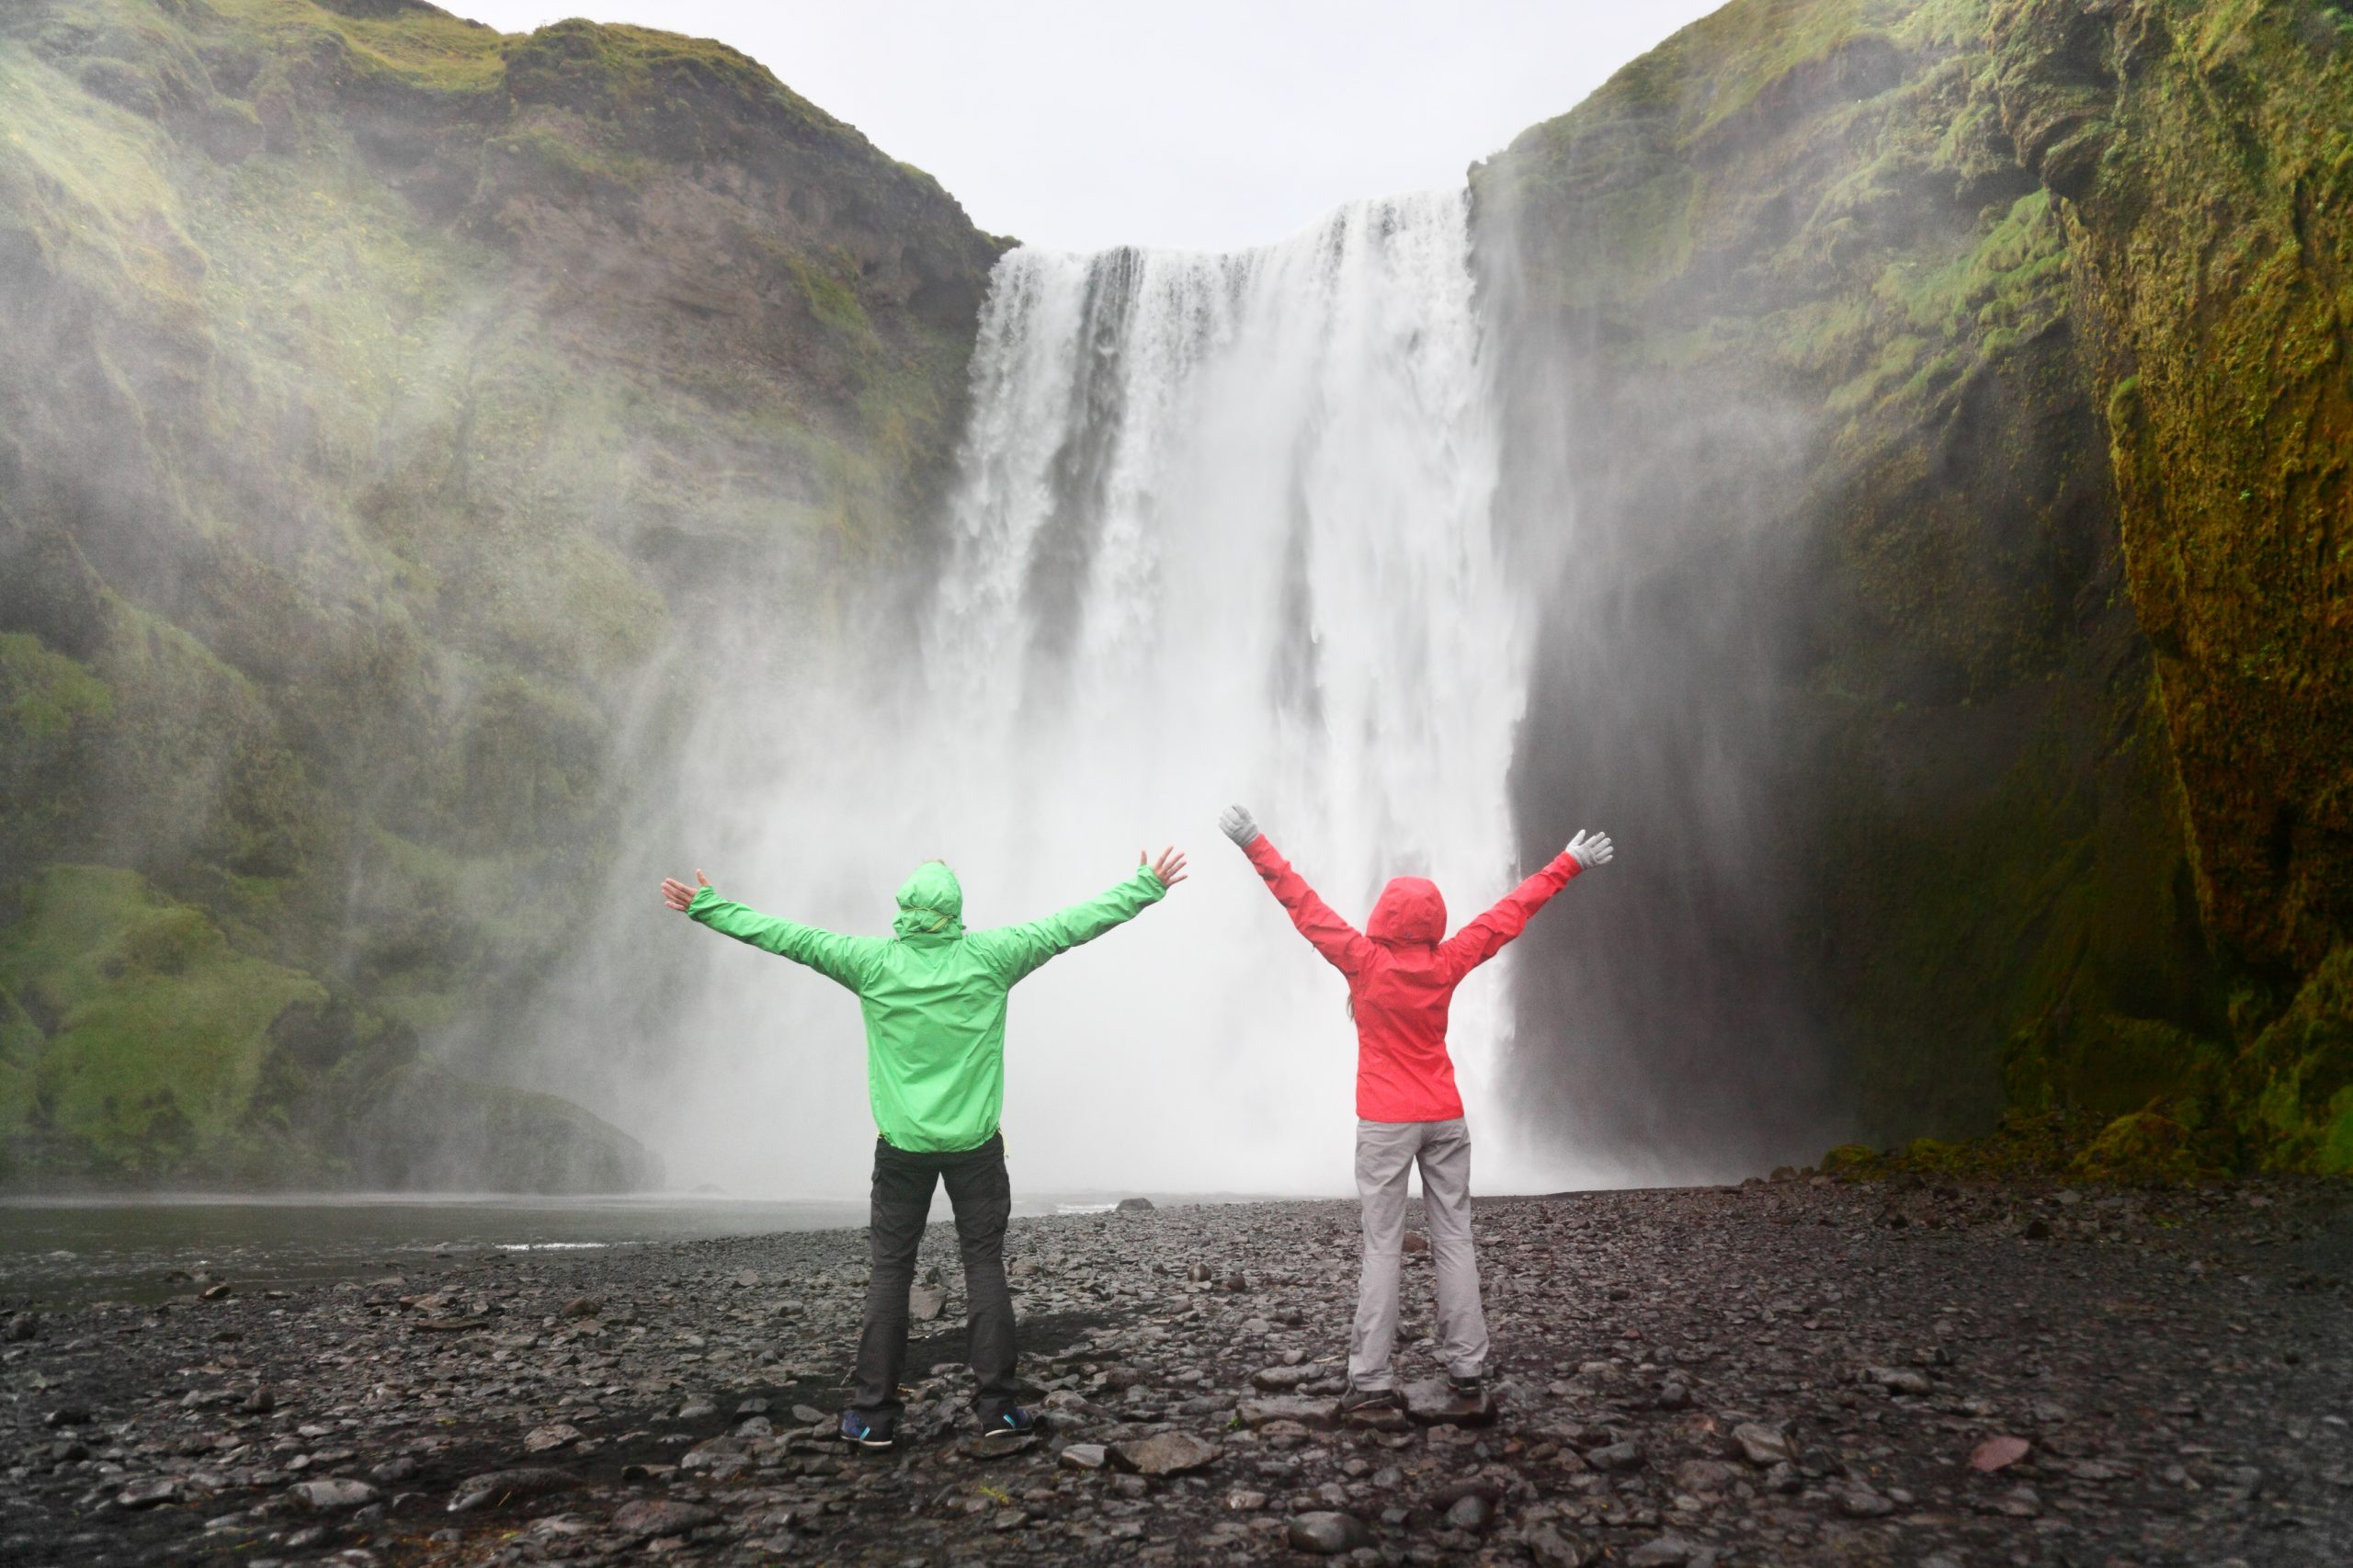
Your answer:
[1731,1422,1794,1466]
[1109,1431,1221,1474]
[1285,1509,1369,1553]
[289,1478,379,1510]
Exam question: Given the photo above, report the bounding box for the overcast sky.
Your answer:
[446,1,1722,253]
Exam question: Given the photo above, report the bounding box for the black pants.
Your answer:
[849,1131,1018,1424]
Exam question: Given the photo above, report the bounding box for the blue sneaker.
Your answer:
[838,1411,895,1451]
[982,1406,1042,1437]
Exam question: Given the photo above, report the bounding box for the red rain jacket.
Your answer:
[1244,835,1581,1122]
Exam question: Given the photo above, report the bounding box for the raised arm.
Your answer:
[663,870,882,992]
[972,849,1185,985]
[1437,829,1613,981]
[1222,806,1377,978]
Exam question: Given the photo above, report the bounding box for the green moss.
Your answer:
[0,632,112,736]
[0,865,325,1177]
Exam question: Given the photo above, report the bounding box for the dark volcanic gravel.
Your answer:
[4,1176,2348,1566]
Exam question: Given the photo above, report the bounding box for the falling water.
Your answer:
[573,190,1570,1196]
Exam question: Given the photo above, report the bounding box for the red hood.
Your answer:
[1367,876,1447,946]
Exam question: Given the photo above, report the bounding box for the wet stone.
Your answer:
[1057,1441,1108,1470]
[1731,1422,1794,1466]
[612,1498,718,1540]
[1110,1431,1221,1475]
[289,1478,379,1510]
[1285,1510,1369,1554]
[1401,1378,1498,1426]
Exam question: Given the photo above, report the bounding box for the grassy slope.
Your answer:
[0,0,1001,1186]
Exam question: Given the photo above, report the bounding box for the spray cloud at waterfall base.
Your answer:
[567,190,1636,1198]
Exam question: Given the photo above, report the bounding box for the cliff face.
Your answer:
[0,0,1003,1187]
[1988,0,2353,1170]
[1478,0,2349,1175]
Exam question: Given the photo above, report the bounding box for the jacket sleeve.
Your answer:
[688,887,881,992]
[972,864,1168,985]
[1438,851,1581,981]
[1243,834,1377,978]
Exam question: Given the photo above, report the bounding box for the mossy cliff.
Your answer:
[1477,0,2349,1176]
[0,0,1003,1187]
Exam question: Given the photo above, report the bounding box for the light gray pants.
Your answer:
[1350,1117,1488,1388]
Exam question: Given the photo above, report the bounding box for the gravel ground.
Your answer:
[3,1175,2348,1567]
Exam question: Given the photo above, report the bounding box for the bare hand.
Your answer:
[661,869,711,913]
[1142,846,1188,890]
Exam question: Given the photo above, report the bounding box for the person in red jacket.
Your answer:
[1220,804,1613,1411]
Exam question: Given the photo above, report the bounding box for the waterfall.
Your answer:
[584,189,1558,1195]
[897,189,1535,1190]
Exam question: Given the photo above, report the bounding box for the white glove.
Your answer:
[1566,829,1613,870]
[1219,804,1261,846]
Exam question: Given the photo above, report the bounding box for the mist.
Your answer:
[501,190,1663,1197]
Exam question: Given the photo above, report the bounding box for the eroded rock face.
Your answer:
[1987,0,2353,1170]
[0,1,1005,1187]
[1475,0,2349,1174]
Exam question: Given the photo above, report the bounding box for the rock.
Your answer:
[447,1467,578,1513]
[1972,1435,2032,1471]
[1674,1459,1736,1492]
[1115,1197,1156,1212]
[1286,1511,1369,1553]
[41,1407,91,1427]
[4,1312,39,1342]
[1862,1365,1933,1395]
[1402,1378,1498,1426]
[672,1397,718,1421]
[2021,1217,2052,1240]
[612,1499,718,1540]
[290,1478,379,1510]
[1402,1231,1429,1255]
[960,1431,1038,1460]
[241,1387,275,1415]
[1224,1488,1268,1510]
[734,1268,758,1287]
[1058,1442,1109,1471]
[1442,1490,1494,1530]
[1731,1422,1794,1466]
[1585,1440,1643,1471]
[522,1422,581,1453]
[199,1282,233,1301]
[1625,1537,1701,1567]
[115,1477,182,1508]
[1236,1395,1340,1428]
[790,1403,827,1425]
[1250,1365,1316,1392]
[910,1282,948,1322]
[560,1296,600,1319]
[1109,1431,1221,1475]
[1838,1487,1897,1517]
[1525,1524,1598,1567]
[679,1434,741,1470]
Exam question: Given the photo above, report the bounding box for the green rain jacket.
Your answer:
[688,860,1166,1153]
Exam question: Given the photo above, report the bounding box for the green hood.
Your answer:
[892,860,964,939]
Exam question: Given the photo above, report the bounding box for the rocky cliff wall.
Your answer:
[0,0,1004,1187]
[1477,0,2349,1176]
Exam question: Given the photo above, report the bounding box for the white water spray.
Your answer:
[597,190,1554,1196]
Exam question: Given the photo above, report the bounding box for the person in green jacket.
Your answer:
[660,846,1188,1450]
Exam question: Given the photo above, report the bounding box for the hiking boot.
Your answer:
[1449,1373,1484,1402]
[1338,1383,1402,1415]
[838,1411,896,1451]
[981,1406,1043,1437]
